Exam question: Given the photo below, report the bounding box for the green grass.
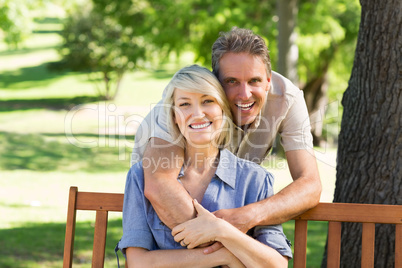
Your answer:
[0,170,126,267]
[0,17,335,267]
[283,221,328,268]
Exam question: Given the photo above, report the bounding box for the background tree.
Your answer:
[323,0,401,266]
[298,0,360,146]
[92,0,278,68]
[90,0,361,145]
[93,0,360,142]
[0,0,38,48]
[277,0,298,84]
[58,5,146,100]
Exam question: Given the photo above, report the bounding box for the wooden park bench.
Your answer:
[63,186,402,268]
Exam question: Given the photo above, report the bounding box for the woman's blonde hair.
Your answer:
[163,65,233,149]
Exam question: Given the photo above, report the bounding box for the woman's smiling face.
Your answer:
[174,89,224,148]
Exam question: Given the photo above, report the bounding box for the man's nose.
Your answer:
[238,83,252,100]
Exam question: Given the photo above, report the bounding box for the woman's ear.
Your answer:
[173,113,177,124]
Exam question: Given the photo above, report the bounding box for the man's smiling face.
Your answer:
[218,52,271,127]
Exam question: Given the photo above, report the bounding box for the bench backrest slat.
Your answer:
[293,220,308,268]
[92,210,109,267]
[396,225,402,268]
[361,223,375,268]
[327,221,341,268]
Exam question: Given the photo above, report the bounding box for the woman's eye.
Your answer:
[179,102,189,107]
[203,99,214,104]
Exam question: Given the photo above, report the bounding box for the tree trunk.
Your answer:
[277,0,298,84]
[274,0,298,155]
[302,68,329,147]
[322,0,402,267]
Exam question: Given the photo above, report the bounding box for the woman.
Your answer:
[117,65,292,267]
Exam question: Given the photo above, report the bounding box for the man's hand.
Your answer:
[212,205,255,233]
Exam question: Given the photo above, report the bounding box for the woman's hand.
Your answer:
[172,199,224,249]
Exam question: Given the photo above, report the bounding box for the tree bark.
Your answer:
[302,67,329,147]
[322,0,402,267]
[277,0,298,84]
[273,0,298,155]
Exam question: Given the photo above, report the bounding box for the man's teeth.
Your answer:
[236,103,254,110]
[190,122,212,129]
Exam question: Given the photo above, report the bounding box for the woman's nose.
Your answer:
[191,104,205,118]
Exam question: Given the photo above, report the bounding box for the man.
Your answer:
[132,27,321,252]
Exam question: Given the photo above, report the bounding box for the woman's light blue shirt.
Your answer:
[118,149,292,258]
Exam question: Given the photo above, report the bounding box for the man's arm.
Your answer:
[214,149,321,230]
[143,137,196,229]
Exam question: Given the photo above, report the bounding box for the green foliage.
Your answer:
[91,0,360,105]
[93,0,278,68]
[297,0,361,84]
[59,5,146,100]
[0,0,36,48]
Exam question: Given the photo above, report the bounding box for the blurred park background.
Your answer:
[0,0,361,267]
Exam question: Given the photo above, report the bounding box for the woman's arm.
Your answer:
[125,246,245,268]
[172,200,288,268]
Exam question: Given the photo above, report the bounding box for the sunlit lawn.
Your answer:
[0,19,336,267]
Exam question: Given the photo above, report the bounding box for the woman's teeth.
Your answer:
[190,122,212,129]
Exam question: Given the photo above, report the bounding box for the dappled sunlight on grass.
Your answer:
[0,132,133,172]
[0,220,123,268]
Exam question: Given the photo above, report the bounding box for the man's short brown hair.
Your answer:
[212,27,272,79]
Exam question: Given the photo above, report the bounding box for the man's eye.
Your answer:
[250,78,260,83]
[227,79,236,84]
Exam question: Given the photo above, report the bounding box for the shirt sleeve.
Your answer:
[131,100,178,165]
[280,90,314,152]
[118,164,157,253]
[253,225,293,258]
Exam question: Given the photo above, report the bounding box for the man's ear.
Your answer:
[266,75,272,92]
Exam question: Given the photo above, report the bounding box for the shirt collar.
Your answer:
[215,149,237,189]
[177,149,237,189]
